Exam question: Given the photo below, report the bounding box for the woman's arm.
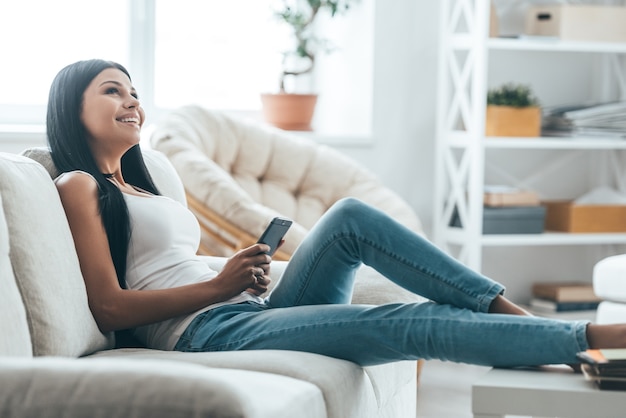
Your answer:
[55,172,272,333]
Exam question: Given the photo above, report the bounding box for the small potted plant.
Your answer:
[261,0,359,131]
[486,83,541,137]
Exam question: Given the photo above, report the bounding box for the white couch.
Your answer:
[0,148,418,418]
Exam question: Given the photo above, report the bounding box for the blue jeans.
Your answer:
[175,198,589,367]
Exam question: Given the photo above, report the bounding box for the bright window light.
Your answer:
[0,0,129,119]
[0,0,373,135]
[154,0,288,110]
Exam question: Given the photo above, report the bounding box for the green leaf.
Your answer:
[487,83,540,108]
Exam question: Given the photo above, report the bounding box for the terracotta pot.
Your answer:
[485,105,541,137]
[260,93,318,131]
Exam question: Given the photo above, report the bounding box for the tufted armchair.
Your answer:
[149,105,424,259]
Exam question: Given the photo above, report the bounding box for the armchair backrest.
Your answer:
[151,105,423,257]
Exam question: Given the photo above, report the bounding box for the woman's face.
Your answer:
[80,68,145,155]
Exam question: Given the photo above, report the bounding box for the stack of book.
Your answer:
[483,185,540,207]
[529,282,601,317]
[577,349,626,390]
[542,101,626,138]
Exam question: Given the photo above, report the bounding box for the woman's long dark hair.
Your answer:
[47,59,160,288]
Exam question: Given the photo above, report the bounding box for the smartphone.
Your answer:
[257,217,292,256]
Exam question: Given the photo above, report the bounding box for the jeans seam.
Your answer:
[195,315,420,352]
[289,233,357,305]
[354,232,500,312]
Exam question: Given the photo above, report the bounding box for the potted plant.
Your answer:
[261,0,359,131]
[486,83,541,137]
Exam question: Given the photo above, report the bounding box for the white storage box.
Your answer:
[525,5,626,43]
[593,254,626,303]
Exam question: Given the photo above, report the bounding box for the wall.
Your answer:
[333,0,439,236]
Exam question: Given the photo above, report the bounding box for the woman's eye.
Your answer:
[105,87,119,95]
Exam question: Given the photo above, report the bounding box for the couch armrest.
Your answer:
[0,357,323,418]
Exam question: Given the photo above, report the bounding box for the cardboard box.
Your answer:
[450,206,546,234]
[526,5,626,43]
[485,106,541,137]
[543,200,626,232]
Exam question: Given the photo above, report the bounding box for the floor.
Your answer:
[416,359,491,418]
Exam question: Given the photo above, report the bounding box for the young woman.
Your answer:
[49,59,626,367]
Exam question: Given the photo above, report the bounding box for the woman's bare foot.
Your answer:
[586,324,626,349]
[488,295,533,316]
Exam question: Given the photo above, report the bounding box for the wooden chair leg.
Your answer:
[416,359,425,385]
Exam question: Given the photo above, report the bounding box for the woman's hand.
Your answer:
[213,244,273,297]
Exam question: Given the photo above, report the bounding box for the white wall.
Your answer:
[333,0,439,235]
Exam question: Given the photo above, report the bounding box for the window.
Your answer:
[0,0,129,124]
[1,0,373,135]
[154,0,287,110]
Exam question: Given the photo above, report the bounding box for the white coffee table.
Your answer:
[472,366,626,418]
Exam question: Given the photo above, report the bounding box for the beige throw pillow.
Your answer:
[0,193,33,357]
[0,153,113,357]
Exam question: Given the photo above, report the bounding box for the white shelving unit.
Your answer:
[433,0,626,272]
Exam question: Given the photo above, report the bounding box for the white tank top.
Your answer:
[56,171,261,350]
[124,192,262,350]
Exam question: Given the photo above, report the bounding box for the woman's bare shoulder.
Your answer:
[55,171,100,203]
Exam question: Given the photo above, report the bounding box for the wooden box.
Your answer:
[485,106,541,137]
[543,200,626,233]
[525,5,626,43]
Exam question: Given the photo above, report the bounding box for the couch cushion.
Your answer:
[0,153,113,356]
[90,348,417,418]
[0,356,325,418]
[0,194,32,357]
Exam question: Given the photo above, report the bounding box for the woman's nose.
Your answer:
[125,95,140,109]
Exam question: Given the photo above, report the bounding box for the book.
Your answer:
[531,282,601,303]
[529,297,599,313]
[581,364,626,390]
[578,349,626,389]
[542,101,626,138]
[483,189,540,207]
[578,349,626,370]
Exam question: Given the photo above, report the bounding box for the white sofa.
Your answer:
[0,148,418,418]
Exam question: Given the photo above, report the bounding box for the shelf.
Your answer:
[521,305,597,322]
[445,229,626,247]
[434,0,626,271]
[482,232,626,246]
[483,137,626,150]
[446,135,626,150]
[487,37,626,54]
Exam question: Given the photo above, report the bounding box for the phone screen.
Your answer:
[257,217,292,256]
